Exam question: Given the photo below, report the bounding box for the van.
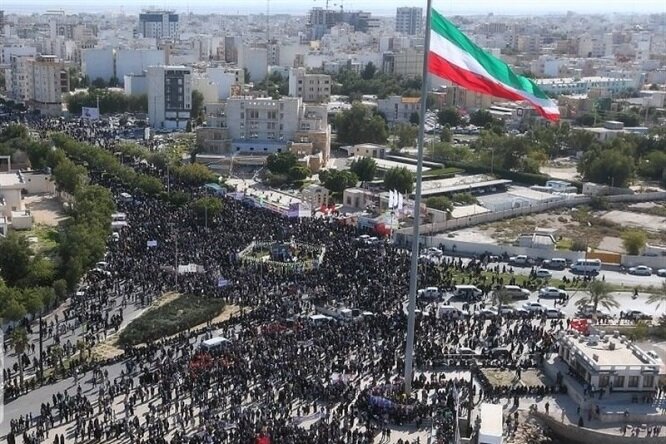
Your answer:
[501,285,531,300]
[543,258,567,270]
[453,285,483,300]
[200,336,231,353]
[418,287,441,301]
[309,314,334,326]
[570,258,602,274]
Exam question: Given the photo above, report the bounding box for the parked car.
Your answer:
[512,308,530,318]
[418,287,442,301]
[498,306,515,316]
[657,268,666,277]
[539,287,567,299]
[476,308,499,319]
[456,346,478,355]
[625,310,653,321]
[542,258,567,270]
[544,308,565,319]
[577,306,610,320]
[426,247,443,257]
[501,285,531,300]
[522,302,545,313]
[509,255,530,266]
[628,265,653,276]
[535,269,553,279]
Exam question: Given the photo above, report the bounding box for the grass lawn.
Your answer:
[118,294,225,347]
[423,167,463,177]
[23,224,59,257]
[555,238,573,251]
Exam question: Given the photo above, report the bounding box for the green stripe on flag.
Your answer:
[431,8,549,101]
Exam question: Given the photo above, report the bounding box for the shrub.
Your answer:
[571,238,588,252]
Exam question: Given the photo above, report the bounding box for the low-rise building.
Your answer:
[347,143,387,159]
[558,333,660,393]
[583,120,649,143]
[288,67,331,103]
[376,95,420,126]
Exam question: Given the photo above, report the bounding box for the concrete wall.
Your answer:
[621,255,666,269]
[533,412,666,444]
[22,172,55,194]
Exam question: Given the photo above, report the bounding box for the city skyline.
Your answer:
[0,0,663,15]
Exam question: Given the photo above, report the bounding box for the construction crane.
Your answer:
[313,0,344,12]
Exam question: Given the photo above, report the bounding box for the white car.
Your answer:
[539,287,567,298]
[476,308,499,319]
[509,255,529,266]
[629,265,653,276]
[657,269,666,277]
[426,247,443,257]
[544,308,565,319]
[498,306,515,316]
[522,302,545,313]
[535,269,553,279]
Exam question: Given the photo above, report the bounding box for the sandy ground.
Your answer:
[596,236,625,254]
[541,165,580,182]
[601,210,666,233]
[24,193,67,226]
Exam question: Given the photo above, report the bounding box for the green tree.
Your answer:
[578,147,634,187]
[384,167,414,194]
[288,165,311,182]
[266,152,299,175]
[191,197,222,225]
[349,157,377,182]
[575,280,619,323]
[1,297,26,322]
[395,123,418,148]
[469,110,495,127]
[437,107,461,127]
[409,112,420,126]
[440,126,452,143]
[622,229,647,255]
[615,112,641,127]
[91,77,107,89]
[335,104,388,145]
[0,233,31,286]
[53,158,86,194]
[191,90,204,120]
[320,169,358,193]
[426,196,452,214]
[10,327,29,387]
[172,163,217,186]
[361,62,377,80]
[575,113,596,127]
[638,151,666,181]
[647,282,666,313]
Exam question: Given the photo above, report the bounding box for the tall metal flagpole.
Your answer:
[404,0,433,395]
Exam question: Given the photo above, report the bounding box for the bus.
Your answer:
[570,258,602,274]
[200,336,231,353]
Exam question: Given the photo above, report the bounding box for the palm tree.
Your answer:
[575,280,619,322]
[10,327,29,387]
[646,281,666,312]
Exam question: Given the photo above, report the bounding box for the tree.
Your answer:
[172,163,217,186]
[0,233,31,286]
[191,90,204,120]
[437,107,461,127]
[53,158,86,194]
[426,196,452,215]
[395,123,418,148]
[91,77,107,89]
[440,126,452,143]
[349,157,377,182]
[2,297,26,322]
[622,229,647,255]
[266,152,298,175]
[409,112,420,126]
[320,169,358,193]
[615,112,641,127]
[469,110,495,127]
[578,147,634,187]
[335,104,388,145]
[361,62,377,80]
[575,280,619,323]
[10,327,29,387]
[647,282,666,313]
[191,197,222,225]
[288,165,311,182]
[575,113,596,127]
[384,167,414,194]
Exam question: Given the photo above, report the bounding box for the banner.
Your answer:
[147,240,158,248]
[81,107,100,120]
[217,277,230,288]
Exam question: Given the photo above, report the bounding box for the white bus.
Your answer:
[570,258,602,274]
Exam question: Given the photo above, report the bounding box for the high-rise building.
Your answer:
[138,10,179,40]
[147,66,192,129]
[395,7,423,36]
[288,68,331,103]
[6,55,69,115]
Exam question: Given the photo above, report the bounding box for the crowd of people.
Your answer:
[1,115,571,444]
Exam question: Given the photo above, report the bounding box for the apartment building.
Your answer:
[288,67,331,103]
[6,55,69,115]
[395,7,423,36]
[147,65,192,129]
[138,10,179,40]
[377,96,420,126]
[382,48,424,79]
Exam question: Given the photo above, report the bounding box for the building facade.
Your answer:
[138,10,179,40]
[6,55,68,115]
[382,48,424,79]
[377,96,420,126]
[288,67,331,103]
[147,66,192,129]
[395,7,423,36]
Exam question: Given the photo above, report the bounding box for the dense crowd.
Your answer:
[2,116,567,444]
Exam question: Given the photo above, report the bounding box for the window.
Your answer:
[240,112,244,119]
[599,375,609,388]
[628,376,639,388]
[643,375,655,388]
[268,111,277,119]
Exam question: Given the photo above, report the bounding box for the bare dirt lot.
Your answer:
[24,194,67,226]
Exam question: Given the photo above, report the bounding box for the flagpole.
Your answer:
[404,0,433,395]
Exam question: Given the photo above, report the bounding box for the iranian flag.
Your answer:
[428,8,560,121]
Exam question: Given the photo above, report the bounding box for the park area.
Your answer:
[118,294,226,346]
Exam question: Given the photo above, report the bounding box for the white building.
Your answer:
[1,46,37,64]
[240,46,268,83]
[206,67,244,100]
[395,7,423,36]
[288,67,331,103]
[558,333,660,393]
[147,65,192,130]
[116,49,165,81]
[377,96,420,126]
[6,55,68,115]
[124,73,148,96]
[138,10,179,40]
[382,48,424,79]
[535,77,636,95]
[81,48,115,83]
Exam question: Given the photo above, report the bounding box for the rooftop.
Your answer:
[561,333,660,371]
[419,175,511,197]
[0,172,23,188]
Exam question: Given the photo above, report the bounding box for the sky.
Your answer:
[0,0,663,15]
